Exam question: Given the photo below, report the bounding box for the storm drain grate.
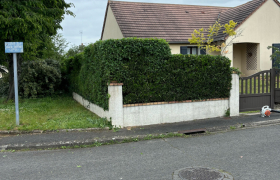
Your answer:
[178,129,206,135]
[173,167,233,180]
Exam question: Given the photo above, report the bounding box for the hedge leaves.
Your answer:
[66,38,232,110]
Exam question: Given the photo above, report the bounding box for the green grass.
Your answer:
[240,110,260,114]
[0,96,111,131]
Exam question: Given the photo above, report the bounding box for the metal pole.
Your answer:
[13,53,19,126]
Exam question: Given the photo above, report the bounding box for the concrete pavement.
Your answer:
[1,112,280,150]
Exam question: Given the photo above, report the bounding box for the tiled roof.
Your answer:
[105,0,279,43]
[108,1,230,43]
[215,0,266,41]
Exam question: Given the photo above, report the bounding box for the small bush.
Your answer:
[19,59,61,98]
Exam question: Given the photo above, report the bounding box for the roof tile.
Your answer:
[107,0,277,43]
[109,1,229,42]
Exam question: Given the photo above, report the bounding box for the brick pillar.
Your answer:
[108,83,124,127]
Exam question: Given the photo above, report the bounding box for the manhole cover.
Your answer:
[173,167,233,180]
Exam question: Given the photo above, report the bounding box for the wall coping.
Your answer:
[108,83,123,86]
[123,98,229,107]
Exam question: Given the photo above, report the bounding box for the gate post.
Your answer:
[270,68,275,109]
[230,74,239,116]
[108,83,124,127]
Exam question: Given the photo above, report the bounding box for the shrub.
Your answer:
[19,59,61,98]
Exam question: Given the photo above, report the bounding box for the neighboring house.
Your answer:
[101,0,280,76]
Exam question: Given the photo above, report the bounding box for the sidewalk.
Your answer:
[1,112,280,150]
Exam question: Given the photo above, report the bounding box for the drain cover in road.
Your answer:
[173,167,233,180]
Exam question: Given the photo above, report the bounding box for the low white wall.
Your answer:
[123,100,229,127]
[73,74,239,127]
[73,92,110,119]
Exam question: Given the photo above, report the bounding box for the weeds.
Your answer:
[225,108,230,117]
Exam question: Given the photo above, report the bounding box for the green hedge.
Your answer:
[63,52,84,93]
[68,38,231,110]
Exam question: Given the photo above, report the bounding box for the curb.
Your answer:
[2,119,280,151]
[0,133,170,151]
[0,127,110,135]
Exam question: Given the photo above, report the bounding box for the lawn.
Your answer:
[0,96,111,131]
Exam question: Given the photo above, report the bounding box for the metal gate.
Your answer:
[239,69,280,112]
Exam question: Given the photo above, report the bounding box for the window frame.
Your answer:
[180,46,199,55]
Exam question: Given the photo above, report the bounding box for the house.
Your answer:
[101,0,280,76]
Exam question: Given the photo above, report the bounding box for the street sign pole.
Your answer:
[13,53,19,125]
[5,42,23,126]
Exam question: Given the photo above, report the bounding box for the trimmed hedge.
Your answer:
[63,52,84,93]
[68,38,231,110]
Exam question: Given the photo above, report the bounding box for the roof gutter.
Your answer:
[168,41,190,44]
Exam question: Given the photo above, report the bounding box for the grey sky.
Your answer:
[59,0,251,49]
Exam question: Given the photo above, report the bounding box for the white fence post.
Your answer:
[108,83,124,127]
[230,74,239,116]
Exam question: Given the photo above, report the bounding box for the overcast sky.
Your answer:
[58,0,252,50]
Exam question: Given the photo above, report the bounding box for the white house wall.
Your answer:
[170,44,221,55]
[225,0,280,73]
[170,44,189,54]
[102,5,124,40]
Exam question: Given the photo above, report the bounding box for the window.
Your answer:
[180,46,207,55]
[246,43,257,70]
[180,46,198,55]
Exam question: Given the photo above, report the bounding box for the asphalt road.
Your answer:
[1,124,280,180]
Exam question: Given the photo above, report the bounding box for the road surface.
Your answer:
[1,125,280,180]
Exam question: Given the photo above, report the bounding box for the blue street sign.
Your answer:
[5,42,23,53]
[4,42,23,126]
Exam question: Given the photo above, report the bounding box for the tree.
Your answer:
[267,46,280,68]
[188,20,241,55]
[65,44,86,58]
[0,0,74,101]
[37,33,69,62]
